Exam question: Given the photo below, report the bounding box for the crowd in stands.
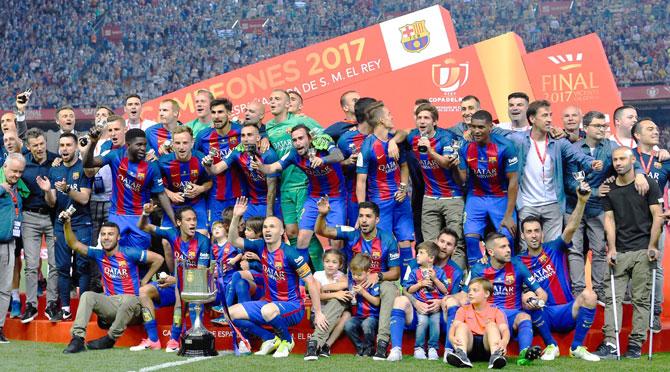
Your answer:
[1,0,669,110]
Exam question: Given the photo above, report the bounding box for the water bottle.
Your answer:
[418,131,428,153]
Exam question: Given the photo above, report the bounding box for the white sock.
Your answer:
[62,306,71,313]
[11,289,19,302]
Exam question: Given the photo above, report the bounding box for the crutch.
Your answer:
[610,255,620,360]
[649,256,658,361]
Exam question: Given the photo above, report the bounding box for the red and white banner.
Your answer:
[620,84,670,101]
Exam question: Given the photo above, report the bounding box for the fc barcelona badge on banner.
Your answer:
[400,20,430,53]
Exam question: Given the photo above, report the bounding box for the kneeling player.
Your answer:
[447,278,508,369]
[518,184,600,361]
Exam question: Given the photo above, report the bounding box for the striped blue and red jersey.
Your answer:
[195,124,243,201]
[87,246,146,296]
[155,227,211,291]
[224,148,279,204]
[466,258,539,310]
[356,133,406,201]
[212,240,240,281]
[407,128,463,198]
[243,239,312,304]
[404,258,463,295]
[350,281,380,319]
[519,238,574,306]
[335,226,400,274]
[404,265,449,303]
[458,134,518,197]
[278,146,345,198]
[101,149,165,216]
[337,128,368,202]
[157,151,211,207]
[145,123,173,154]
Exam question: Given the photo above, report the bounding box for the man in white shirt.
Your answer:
[497,92,531,132]
[124,94,156,131]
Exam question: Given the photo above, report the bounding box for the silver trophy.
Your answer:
[573,171,589,195]
[178,264,218,357]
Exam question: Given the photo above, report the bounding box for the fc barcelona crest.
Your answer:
[230,137,238,146]
[399,20,430,53]
[504,274,515,285]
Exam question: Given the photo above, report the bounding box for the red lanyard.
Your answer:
[637,148,655,175]
[531,134,548,164]
[7,188,19,217]
[613,133,634,148]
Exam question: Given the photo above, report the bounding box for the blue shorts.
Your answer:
[464,196,516,242]
[374,198,415,242]
[150,282,177,308]
[208,198,236,225]
[109,213,151,249]
[299,196,345,231]
[346,198,359,227]
[242,300,305,327]
[163,200,209,231]
[545,301,576,333]
[244,201,282,220]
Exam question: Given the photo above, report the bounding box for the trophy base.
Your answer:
[178,331,218,357]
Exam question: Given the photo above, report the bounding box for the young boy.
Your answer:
[304,249,351,360]
[447,278,509,369]
[210,219,242,325]
[404,243,450,360]
[344,253,381,356]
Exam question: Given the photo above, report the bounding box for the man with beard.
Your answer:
[124,94,156,132]
[158,126,211,234]
[186,89,214,138]
[203,123,279,219]
[61,215,163,353]
[609,105,638,148]
[594,146,662,359]
[265,90,324,263]
[315,199,401,361]
[36,133,94,322]
[82,128,175,249]
[131,205,211,352]
[194,98,243,224]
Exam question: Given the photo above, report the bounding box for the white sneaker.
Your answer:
[541,344,560,361]
[414,347,427,360]
[428,347,439,360]
[238,340,251,355]
[443,348,453,363]
[272,340,292,358]
[255,336,280,355]
[570,345,600,362]
[387,347,403,361]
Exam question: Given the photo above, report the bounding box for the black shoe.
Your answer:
[63,336,86,354]
[447,348,473,368]
[318,343,331,358]
[355,345,366,357]
[623,344,641,359]
[304,339,318,361]
[488,349,506,369]
[0,327,9,343]
[45,302,58,321]
[372,340,389,361]
[593,342,618,359]
[86,335,116,350]
[20,303,38,324]
[52,308,72,322]
[365,346,375,357]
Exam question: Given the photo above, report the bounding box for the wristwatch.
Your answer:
[377,272,383,282]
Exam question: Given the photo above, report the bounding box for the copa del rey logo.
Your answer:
[548,53,583,70]
[431,58,469,93]
[399,20,430,52]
